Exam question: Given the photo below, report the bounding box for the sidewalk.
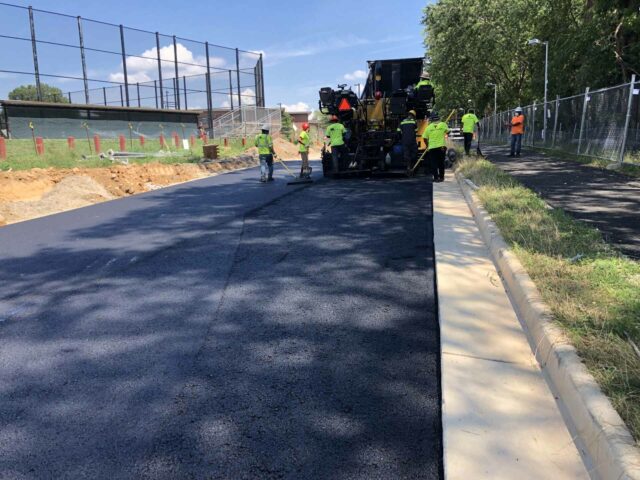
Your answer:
[434,177,591,479]
[483,145,640,259]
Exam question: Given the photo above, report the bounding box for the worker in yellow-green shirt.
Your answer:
[461,109,479,155]
[255,124,275,183]
[422,111,449,182]
[325,115,346,173]
[298,122,311,178]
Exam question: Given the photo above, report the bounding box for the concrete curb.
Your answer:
[455,172,640,480]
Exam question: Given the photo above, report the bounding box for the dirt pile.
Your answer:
[0,155,257,225]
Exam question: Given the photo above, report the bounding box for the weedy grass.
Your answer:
[457,157,640,442]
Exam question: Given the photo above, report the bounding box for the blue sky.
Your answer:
[0,0,430,112]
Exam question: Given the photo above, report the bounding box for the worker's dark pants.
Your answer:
[331,145,346,172]
[403,142,418,170]
[429,147,446,180]
[510,134,522,156]
[463,132,473,155]
[259,154,274,178]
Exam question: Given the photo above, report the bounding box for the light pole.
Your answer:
[486,82,497,140]
[528,38,549,141]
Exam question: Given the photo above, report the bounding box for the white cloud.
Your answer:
[344,69,367,81]
[218,88,257,109]
[109,43,226,84]
[282,102,310,112]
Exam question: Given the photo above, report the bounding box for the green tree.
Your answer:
[312,110,330,128]
[422,0,640,114]
[8,83,69,103]
[280,109,294,140]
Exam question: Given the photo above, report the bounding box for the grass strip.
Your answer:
[457,157,640,442]
[0,138,250,171]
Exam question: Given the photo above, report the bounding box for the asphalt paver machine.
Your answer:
[318,57,434,177]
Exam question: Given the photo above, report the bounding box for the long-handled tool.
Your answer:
[412,108,458,172]
[275,154,313,185]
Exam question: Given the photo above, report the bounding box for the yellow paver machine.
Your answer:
[318,57,434,177]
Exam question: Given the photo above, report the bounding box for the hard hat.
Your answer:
[330,114,339,122]
[515,107,523,113]
[302,122,310,131]
[408,110,417,117]
[421,72,430,79]
[261,124,270,131]
[430,111,440,121]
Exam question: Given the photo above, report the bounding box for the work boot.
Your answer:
[267,176,274,182]
[260,175,266,183]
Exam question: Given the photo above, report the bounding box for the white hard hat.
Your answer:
[515,107,523,113]
[421,72,430,79]
[261,124,270,131]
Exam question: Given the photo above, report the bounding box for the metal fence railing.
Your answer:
[480,76,640,164]
[0,2,265,134]
[209,106,282,139]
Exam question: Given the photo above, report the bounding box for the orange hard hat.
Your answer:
[302,122,310,131]
[331,115,339,122]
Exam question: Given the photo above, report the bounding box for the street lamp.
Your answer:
[486,82,498,140]
[528,38,549,140]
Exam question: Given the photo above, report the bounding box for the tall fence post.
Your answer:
[235,48,242,111]
[205,42,214,134]
[172,35,180,109]
[77,16,90,104]
[552,95,560,148]
[103,87,107,106]
[619,74,637,165]
[119,25,130,107]
[28,7,42,101]
[154,80,158,109]
[156,32,164,109]
[531,101,536,146]
[136,82,141,107]
[229,70,234,110]
[183,76,188,110]
[577,87,590,155]
[259,53,265,107]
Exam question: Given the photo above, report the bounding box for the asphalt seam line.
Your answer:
[455,171,640,480]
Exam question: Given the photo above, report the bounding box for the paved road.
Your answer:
[0,164,442,479]
[485,145,640,258]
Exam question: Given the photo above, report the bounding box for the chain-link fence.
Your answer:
[0,2,265,133]
[480,78,640,164]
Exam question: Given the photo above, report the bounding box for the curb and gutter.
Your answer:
[455,172,640,480]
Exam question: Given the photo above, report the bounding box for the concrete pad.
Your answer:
[434,177,590,479]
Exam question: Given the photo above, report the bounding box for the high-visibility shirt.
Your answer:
[422,121,449,150]
[397,117,417,145]
[298,130,310,153]
[415,79,433,90]
[325,122,346,147]
[461,113,479,133]
[255,133,273,155]
[511,114,525,135]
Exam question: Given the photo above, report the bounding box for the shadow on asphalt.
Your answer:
[0,174,442,479]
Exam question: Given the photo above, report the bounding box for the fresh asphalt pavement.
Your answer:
[0,162,442,479]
